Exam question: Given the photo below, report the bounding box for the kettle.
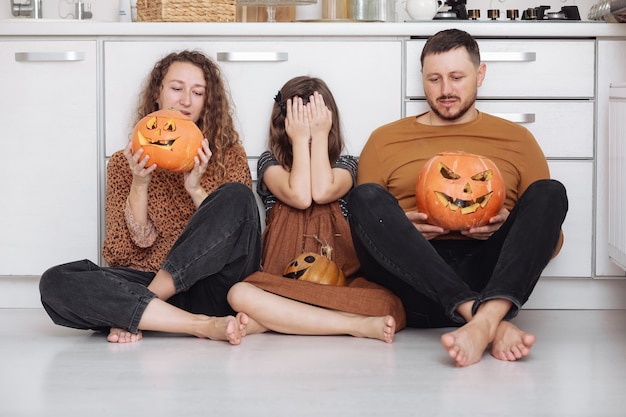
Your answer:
[405,0,445,20]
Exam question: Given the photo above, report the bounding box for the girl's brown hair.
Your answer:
[135,50,241,179]
[269,76,344,169]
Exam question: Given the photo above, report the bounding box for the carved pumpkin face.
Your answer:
[283,252,346,286]
[131,109,204,172]
[415,151,505,231]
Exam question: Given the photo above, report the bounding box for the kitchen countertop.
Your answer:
[1,20,626,38]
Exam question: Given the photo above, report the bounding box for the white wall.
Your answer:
[0,0,602,22]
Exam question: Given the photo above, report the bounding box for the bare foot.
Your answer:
[491,321,536,361]
[193,315,245,345]
[236,312,268,336]
[440,319,493,367]
[350,315,397,343]
[107,327,143,343]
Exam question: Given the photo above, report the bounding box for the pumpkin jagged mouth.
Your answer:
[434,191,493,215]
[283,267,310,280]
[137,131,179,150]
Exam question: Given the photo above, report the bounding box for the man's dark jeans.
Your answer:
[348,180,568,328]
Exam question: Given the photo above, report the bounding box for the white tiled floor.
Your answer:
[2,308,625,417]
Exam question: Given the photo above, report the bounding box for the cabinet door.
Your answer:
[104,40,402,166]
[407,99,593,278]
[405,100,594,159]
[0,41,98,275]
[406,40,595,99]
[595,40,626,277]
[542,161,593,278]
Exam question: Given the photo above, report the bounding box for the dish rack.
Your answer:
[588,0,626,22]
[136,0,237,22]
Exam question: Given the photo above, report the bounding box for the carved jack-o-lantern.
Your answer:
[416,151,505,231]
[283,252,346,286]
[131,109,203,172]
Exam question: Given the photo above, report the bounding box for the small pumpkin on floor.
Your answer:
[283,250,346,286]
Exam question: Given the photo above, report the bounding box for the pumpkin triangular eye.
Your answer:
[438,162,460,180]
[471,170,493,181]
[146,116,158,130]
[163,119,176,131]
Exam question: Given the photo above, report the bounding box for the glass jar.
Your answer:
[322,0,352,19]
[352,0,396,21]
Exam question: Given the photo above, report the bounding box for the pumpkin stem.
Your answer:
[303,234,334,260]
[320,243,333,260]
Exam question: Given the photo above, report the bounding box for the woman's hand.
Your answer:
[184,139,212,207]
[124,141,156,185]
[461,207,510,240]
[285,96,311,146]
[307,91,332,141]
[406,210,449,240]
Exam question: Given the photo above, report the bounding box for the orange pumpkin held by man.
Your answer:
[416,151,505,231]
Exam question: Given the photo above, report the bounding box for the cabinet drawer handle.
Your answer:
[14,52,85,62]
[491,113,536,123]
[216,52,288,62]
[481,52,536,62]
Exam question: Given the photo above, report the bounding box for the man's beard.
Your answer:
[427,93,476,122]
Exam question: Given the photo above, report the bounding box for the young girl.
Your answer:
[39,51,261,344]
[228,76,405,343]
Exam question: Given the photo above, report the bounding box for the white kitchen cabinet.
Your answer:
[404,38,596,279]
[406,39,595,99]
[0,41,99,275]
[404,100,594,278]
[405,100,594,159]
[595,40,626,278]
[541,161,593,278]
[103,40,402,167]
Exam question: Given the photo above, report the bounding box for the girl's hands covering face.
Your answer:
[285,96,311,146]
[307,91,332,140]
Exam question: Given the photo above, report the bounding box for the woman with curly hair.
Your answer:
[40,50,261,344]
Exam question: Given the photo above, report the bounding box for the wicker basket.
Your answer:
[137,0,236,22]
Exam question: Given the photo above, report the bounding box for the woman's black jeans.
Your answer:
[39,182,262,333]
[347,180,568,328]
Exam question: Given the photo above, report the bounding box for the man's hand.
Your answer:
[406,210,449,240]
[461,207,510,240]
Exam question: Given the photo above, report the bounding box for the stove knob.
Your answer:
[468,9,480,20]
[524,7,538,20]
[487,9,500,20]
[507,9,519,20]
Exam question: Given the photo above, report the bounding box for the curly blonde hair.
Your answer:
[135,50,241,179]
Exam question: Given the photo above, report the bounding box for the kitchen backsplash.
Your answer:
[0,0,601,21]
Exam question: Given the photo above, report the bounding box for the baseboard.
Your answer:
[3,275,626,310]
[0,276,41,308]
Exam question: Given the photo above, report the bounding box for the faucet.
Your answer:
[11,0,43,19]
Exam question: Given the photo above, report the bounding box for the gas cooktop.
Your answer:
[422,0,582,21]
